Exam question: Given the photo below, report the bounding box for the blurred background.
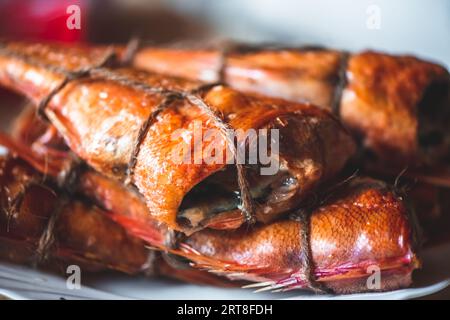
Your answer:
[0,0,449,131]
[0,0,448,67]
[2,0,448,128]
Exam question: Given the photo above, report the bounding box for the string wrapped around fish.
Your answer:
[0,40,433,294]
[0,112,421,294]
[132,43,450,173]
[0,41,356,233]
[0,152,236,287]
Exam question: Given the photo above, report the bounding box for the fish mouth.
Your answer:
[177,164,300,230]
[418,80,450,164]
[175,111,352,231]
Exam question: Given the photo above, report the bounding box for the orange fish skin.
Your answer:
[0,154,232,286]
[133,46,450,167]
[0,125,420,293]
[0,41,356,232]
[0,155,151,273]
[341,51,449,166]
[134,47,343,108]
[180,177,420,293]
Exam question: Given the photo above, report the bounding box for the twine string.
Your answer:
[0,42,255,228]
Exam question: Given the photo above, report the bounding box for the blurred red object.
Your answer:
[0,0,89,101]
[0,0,88,43]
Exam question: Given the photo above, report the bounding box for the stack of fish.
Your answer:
[0,41,448,294]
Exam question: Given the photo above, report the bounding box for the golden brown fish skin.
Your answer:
[8,108,171,245]
[13,42,444,166]
[179,177,419,293]
[133,47,450,167]
[341,51,450,166]
[133,87,355,231]
[0,155,232,286]
[9,104,354,234]
[0,128,420,293]
[0,152,419,293]
[0,156,151,273]
[0,42,117,103]
[0,41,356,232]
[77,170,169,247]
[52,169,422,292]
[133,48,343,107]
[55,202,152,273]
